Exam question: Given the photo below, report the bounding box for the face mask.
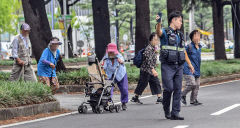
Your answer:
[109,55,115,59]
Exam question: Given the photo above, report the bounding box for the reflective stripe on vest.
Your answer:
[161,45,185,52]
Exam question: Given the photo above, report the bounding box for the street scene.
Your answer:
[1,0,240,128]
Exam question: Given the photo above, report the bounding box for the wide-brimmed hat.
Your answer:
[107,43,118,54]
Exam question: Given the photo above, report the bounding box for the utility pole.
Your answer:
[51,0,54,30]
[64,0,69,59]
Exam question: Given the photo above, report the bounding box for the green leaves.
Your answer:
[0,0,21,34]
[0,81,55,108]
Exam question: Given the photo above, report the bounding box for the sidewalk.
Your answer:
[54,92,152,111]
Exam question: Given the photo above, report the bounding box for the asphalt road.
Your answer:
[4,80,240,128]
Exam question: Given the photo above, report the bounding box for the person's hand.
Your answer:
[152,69,158,77]
[16,58,24,66]
[156,15,161,23]
[50,63,55,69]
[189,65,195,74]
[118,58,123,64]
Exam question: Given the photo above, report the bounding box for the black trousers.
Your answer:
[161,63,183,116]
[134,71,162,95]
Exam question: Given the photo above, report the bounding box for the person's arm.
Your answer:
[117,53,124,64]
[12,38,25,66]
[185,51,194,73]
[156,23,163,37]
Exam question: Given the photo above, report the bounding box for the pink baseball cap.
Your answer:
[107,43,119,54]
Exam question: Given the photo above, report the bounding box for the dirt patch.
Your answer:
[0,109,71,126]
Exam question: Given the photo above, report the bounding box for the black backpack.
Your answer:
[133,48,145,68]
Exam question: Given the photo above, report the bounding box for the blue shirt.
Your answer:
[160,28,181,47]
[183,42,202,77]
[103,53,126,82]
[37,48,60,77]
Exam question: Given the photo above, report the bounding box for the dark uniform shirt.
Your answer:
[140,44,157,75]
[183,42,202,77]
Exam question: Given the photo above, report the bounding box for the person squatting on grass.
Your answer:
[181,30,203,106]
[9,23,37,82]
[37,37,62,94]
[102,43,129,110]
[131,32,163,104]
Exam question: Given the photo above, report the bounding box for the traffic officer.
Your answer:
[156,11,194,120]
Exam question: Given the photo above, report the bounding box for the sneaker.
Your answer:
[156,97,163,104]
[190,99,202,105]
[131,96,143,104]
[181,96,187,105]
[122,103,127,110]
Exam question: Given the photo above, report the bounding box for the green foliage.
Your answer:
[150,0,168,32]
[201,48,214,52]
[201,59,240,78]
[0,81,55,108]
[0,0,21,34]
[57,67,89,85]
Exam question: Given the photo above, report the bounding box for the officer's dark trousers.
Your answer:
[134,71,162,95]
[161,63,183,116]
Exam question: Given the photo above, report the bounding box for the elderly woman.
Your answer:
[102,43,129,111]
[37,37,62,93]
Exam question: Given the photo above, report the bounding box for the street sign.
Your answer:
[123,34,128,42]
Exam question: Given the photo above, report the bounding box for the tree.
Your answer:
[92,0,111,60]
[135,0,150,53]
[56,0,81,58]
[22,0,66,71]
[212,0,227,60]
[231,2,240,58]
[167,0,183,25]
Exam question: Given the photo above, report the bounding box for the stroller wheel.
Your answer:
[96,105,104,114]
[78,105,88,114]
[109,105,114,113]
[115,105,121,113]
[78,105,83,114]
[82,105,88,114]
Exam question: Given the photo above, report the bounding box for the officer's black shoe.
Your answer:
[131,96,143,104]
[181,96,187,105]
[156,96,163,104]
[191,99,202,106]
[122,103,127,111]
[170,115,184,120]
[165,113,171,119]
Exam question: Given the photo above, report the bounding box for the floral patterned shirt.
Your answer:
[140,44,157,75]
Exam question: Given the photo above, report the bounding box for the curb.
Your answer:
[0,101,60,121]
[57,73,240,93]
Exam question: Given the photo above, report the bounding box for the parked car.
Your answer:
[225,40,234,49]
[124,45,135,62]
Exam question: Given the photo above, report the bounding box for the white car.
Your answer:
[225,40,234,49]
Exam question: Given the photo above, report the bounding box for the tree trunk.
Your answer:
[212,0,227,60]
[135,0,150,53]
[232,3,240,58]
[167,0,184,33]
[22,0,66,71]
[115,0,120,49]
[130,17,134,44]
[92,0,111,60]
[57,0,74,58]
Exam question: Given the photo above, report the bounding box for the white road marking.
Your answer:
[1,79,239,128]
[0,95,153,128]
[211,104,240,116]
[173,125,189,128]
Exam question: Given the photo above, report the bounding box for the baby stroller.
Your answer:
[78,52,121,114]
